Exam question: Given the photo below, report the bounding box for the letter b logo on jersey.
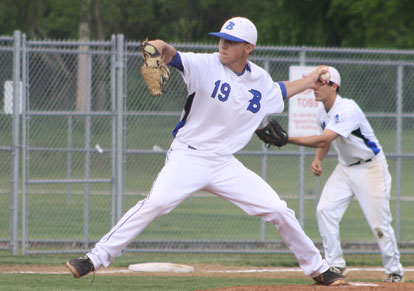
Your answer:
[247,89,262,113]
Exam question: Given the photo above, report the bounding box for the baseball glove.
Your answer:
[140,39,170,96]
[255,119,288,148]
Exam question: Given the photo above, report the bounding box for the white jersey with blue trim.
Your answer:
[317,95,382,166]
[172,52,285,155]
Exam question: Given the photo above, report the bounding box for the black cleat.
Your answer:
[384,273,404,283]
[330,265,349,276]
[313,267,348,286]
[66,255,95,278]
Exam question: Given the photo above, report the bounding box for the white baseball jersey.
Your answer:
[172,52,285,155]
[316,95,382,166]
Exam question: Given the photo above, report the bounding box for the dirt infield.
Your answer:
[203,284,414,290]
[1,264,413,290]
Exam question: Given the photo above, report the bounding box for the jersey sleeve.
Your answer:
[263,81,285,115]
[176,52,213,94]
[325,106,359,138]
[277,81,287,100]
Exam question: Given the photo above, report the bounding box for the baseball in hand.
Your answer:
[320,72,330,82]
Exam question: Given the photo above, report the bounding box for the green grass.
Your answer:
[1,192,413,242]
[0,274,309,291]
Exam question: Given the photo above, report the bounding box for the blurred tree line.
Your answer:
[1,0,413,48]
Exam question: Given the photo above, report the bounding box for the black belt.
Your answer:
[349,158,372,167]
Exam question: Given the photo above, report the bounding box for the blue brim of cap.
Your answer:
[208,32,246,43]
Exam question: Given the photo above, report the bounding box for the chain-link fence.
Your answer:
[1,31,414,255]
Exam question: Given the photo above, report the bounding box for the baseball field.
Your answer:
[0,252,413,290]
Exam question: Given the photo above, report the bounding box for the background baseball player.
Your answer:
[288,67,404,283]
[66,17,347,286]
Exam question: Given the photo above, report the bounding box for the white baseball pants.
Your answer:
[88,139,328,277]
[317,153,403,275]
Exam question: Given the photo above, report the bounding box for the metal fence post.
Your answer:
[83,52,93,249]
[11,30,21,255]
[298,50,306,228]
[395,65,403,240]
[260,61,270,241]
[21,33,28,255]
[116,34,125,221]
[110,35,117,227]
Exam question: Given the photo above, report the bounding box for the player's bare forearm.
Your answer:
[283,78,315,99]
[288,129,338,148]
[147,40,177,64]
[315,144,330,161]
[283,65,329,99]
[289,135,327,148]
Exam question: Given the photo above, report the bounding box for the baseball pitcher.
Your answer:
[66,17,346,286]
